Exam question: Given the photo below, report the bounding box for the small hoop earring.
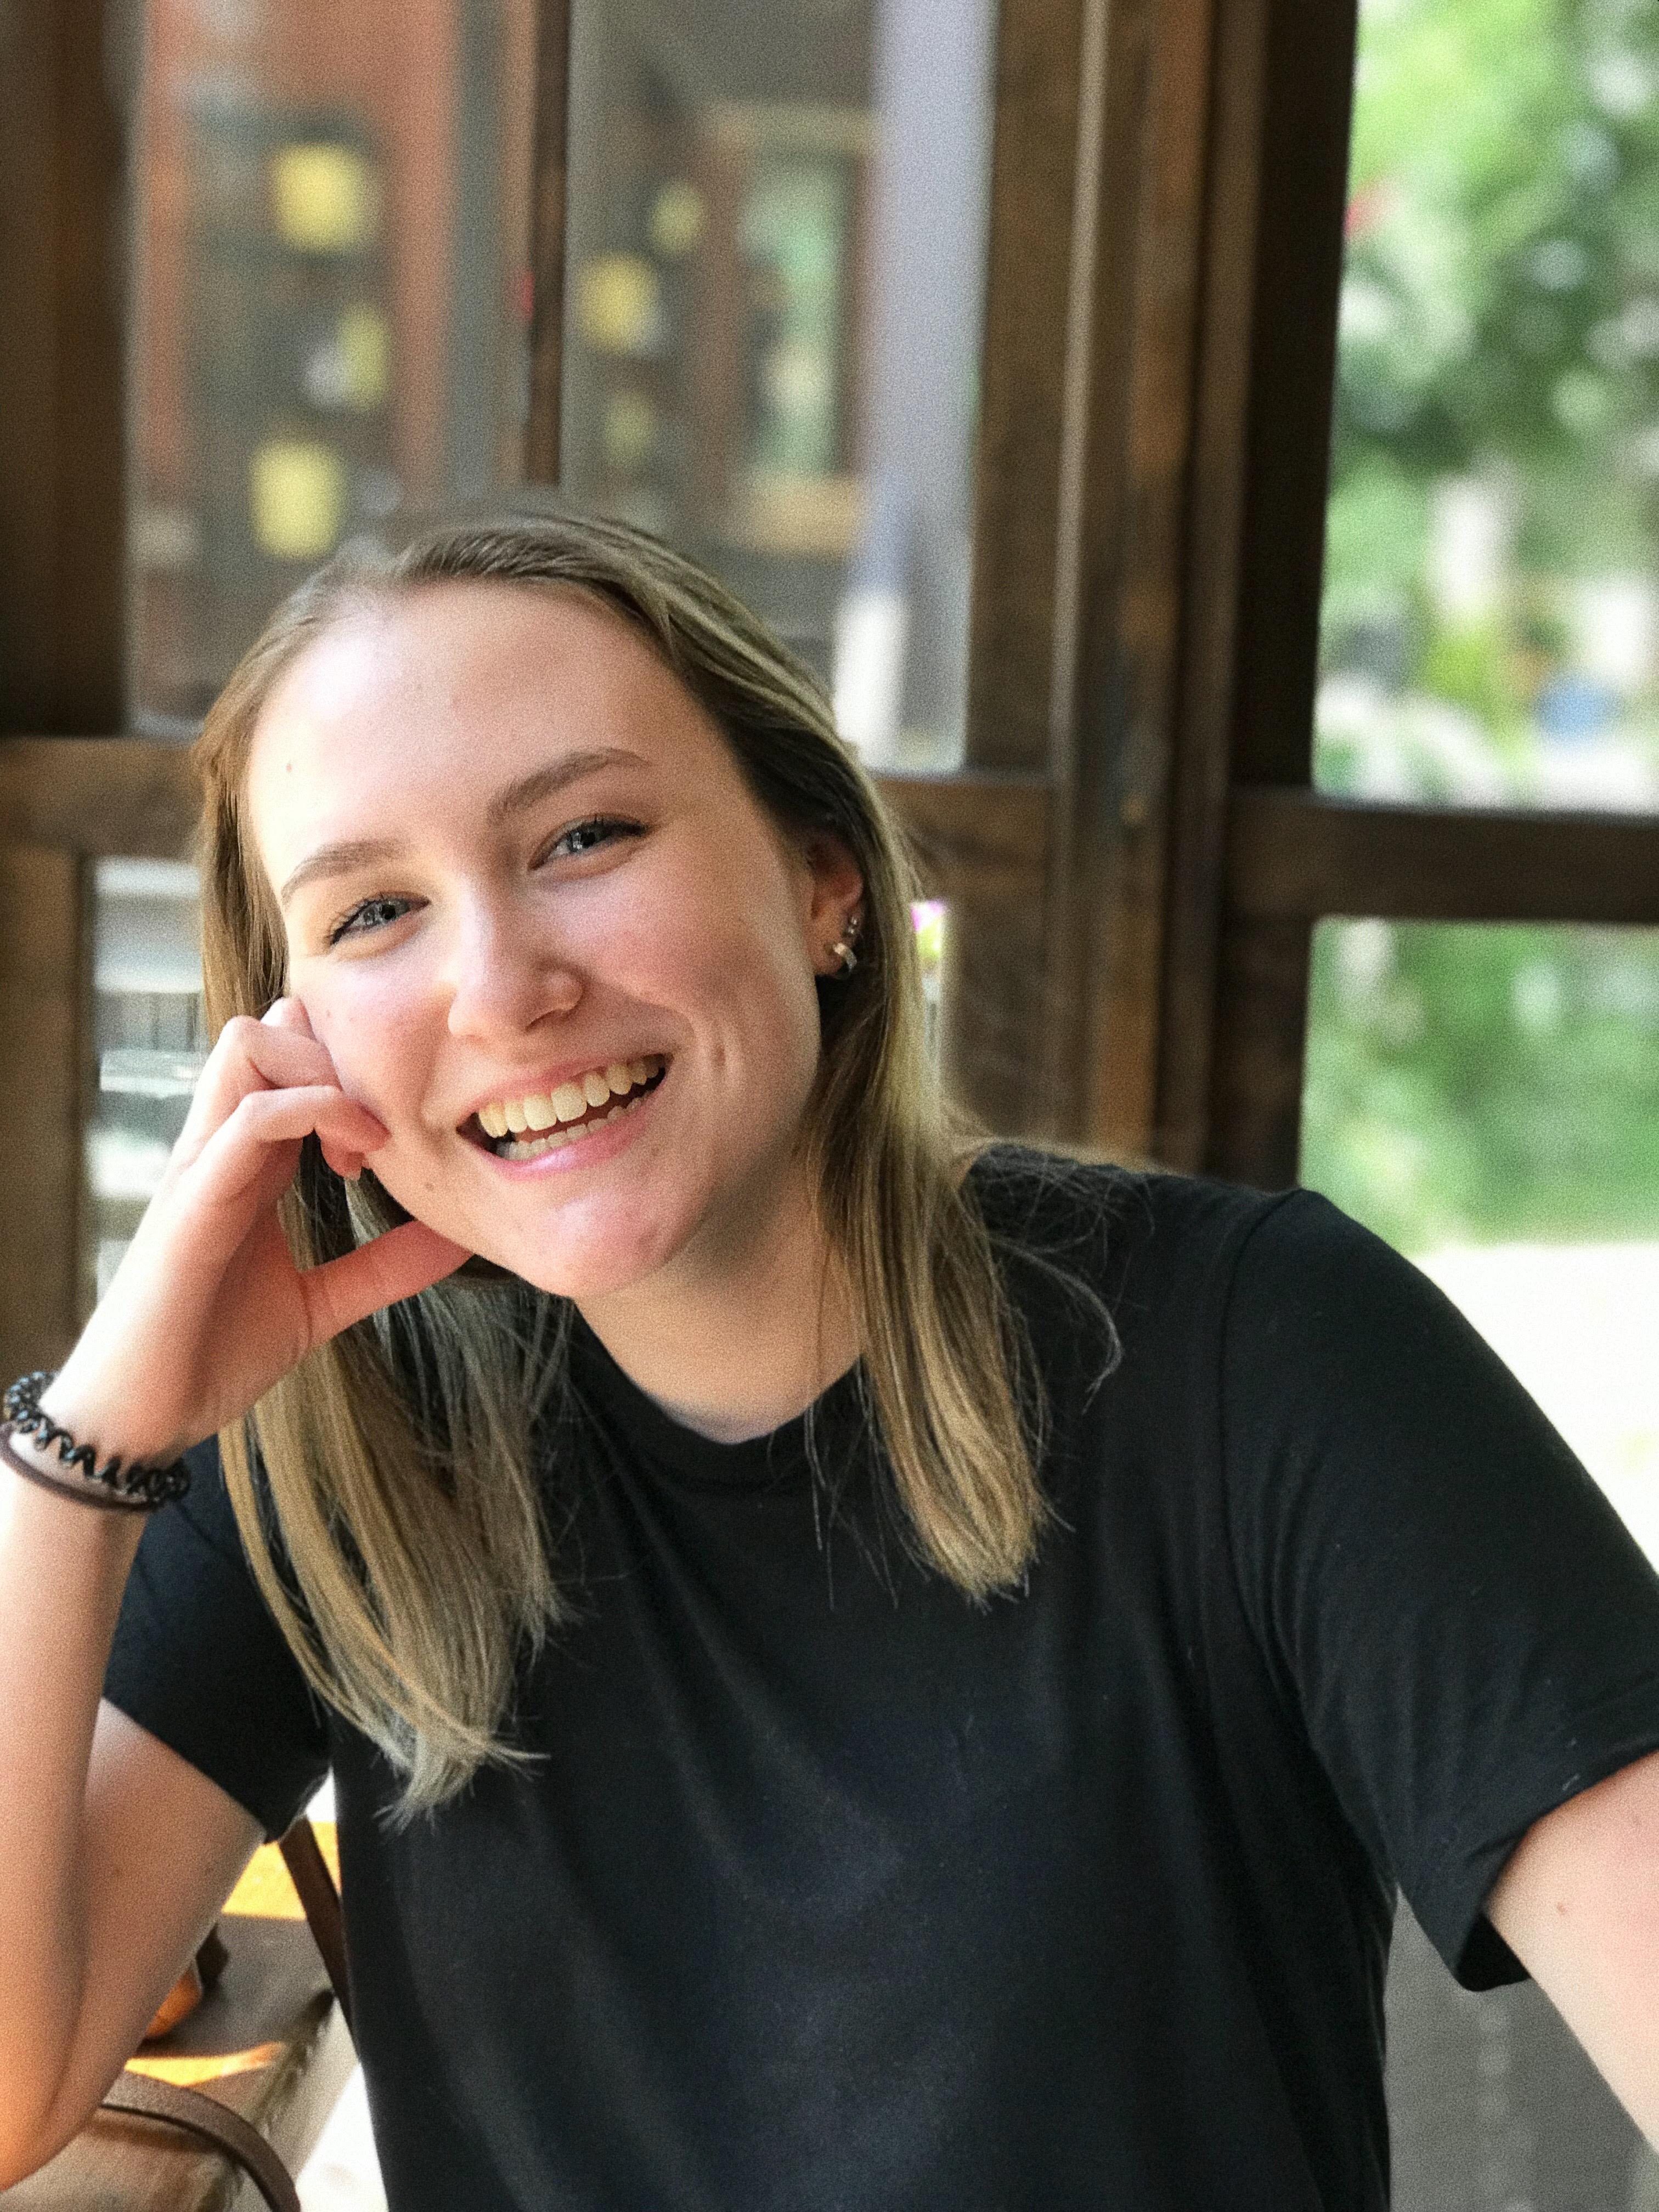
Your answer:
[828,912,861,976]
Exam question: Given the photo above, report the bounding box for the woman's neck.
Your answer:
[574,1166,860,1443]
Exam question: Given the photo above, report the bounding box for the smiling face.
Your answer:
[245,581,862,1301]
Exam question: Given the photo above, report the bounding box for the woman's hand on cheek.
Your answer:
[38,996,472,1469]
[260,996,376,1183]
[253,1002,477,1318]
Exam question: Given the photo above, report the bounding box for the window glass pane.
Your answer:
[561,0,996,770]
[1318,0,1659,810]
[131,0,538,728]
[1301,918,1659,1560]
[86,860,205,1309]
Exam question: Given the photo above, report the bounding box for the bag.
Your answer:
[97,1818,352,2212]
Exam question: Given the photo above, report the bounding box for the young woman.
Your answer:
[2,514,1657,2211]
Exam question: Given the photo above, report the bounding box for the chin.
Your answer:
[481,1184,716,1305]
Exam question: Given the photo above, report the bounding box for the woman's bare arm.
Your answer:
[1486,1745,1659,2147]
[0,1002,463,2186]
[0,1468,259,2184]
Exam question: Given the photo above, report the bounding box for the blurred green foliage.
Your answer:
[1332,0,1659,549]
[1322,0,1659,673]
[1305,0,1659,1250]
[1303,921,1659,1248]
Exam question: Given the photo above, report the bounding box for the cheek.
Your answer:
[300,973,438,1125]
[675,896,821,1087]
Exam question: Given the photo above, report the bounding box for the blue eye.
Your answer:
[548,817,643,860]
[329,894,413,945]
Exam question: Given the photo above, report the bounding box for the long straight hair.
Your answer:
[195,512,1051,1814]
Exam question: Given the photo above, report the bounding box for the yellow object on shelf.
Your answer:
[272,142,380,253]
[335,303,391,409]
[577,253,662,357]
[250,440,347,561]
[649,179,706,259]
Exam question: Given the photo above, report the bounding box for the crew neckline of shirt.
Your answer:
[560,1150,1023,1491]
[567,1308,871,1491]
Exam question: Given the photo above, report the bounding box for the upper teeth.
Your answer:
[476,1058,660,1140]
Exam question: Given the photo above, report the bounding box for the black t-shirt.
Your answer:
[103,1154,1659,2210]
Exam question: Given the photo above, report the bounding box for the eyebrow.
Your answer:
[276,746,648,909]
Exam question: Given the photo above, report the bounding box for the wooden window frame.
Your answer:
[867,0,1659,1193]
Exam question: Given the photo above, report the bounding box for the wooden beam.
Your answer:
[964,0,1087,777]
[948,0,1088,1136]
[1204,913,1310,1189]
[1150,0,1269,1171]
[1193,0,1359,1194]
[0,846,86,1376]
[873,770,1047,900]
[1052,0,1229,1156]
[523,0,573,484]
[1226,787,1659,926]
[0,740,196,861]
[0,0,128,733]
[1224,0,1358,784]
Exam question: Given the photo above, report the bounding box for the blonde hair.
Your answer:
[196,512,1049,1814]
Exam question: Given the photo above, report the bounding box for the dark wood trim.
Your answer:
[874,771,1047,900]
[1224,0,1358,785]
[1203,914,1310,1188]
[1150,0,1269,1171]
[0,740,196,861]
[0,846,86,1377]
[523,0,573,484]
[949,0,1090,1134]
[0,0,128,734]
[1193,0,1359,1189]
[1226,788,1659,927]
[963,0,1087,777]
[1051,0,1229,1158]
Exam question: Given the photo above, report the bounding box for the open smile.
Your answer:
[460,1056,670,1161]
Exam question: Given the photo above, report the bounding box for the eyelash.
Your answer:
[325,816,645,945]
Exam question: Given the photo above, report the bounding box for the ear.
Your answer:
[799,831,865,975]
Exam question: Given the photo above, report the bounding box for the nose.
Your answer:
[442,895,583,1042]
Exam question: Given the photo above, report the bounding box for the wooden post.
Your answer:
[0,847,87,1376]
[0,0,128,736]
[524,0,573,486]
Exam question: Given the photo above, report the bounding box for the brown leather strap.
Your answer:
[102,2069,301,2212]
[279,1816,354,2039]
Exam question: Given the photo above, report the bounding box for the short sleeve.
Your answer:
[103,1436,331,1841]
[1223,1190,1659,1989]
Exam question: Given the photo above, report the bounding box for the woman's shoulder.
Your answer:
[964,1141,1307,1293]
[961,1146,1419,1399]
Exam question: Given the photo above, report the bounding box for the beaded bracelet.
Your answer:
[1,1371,191,1512]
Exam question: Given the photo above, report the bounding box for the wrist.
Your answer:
[35,1364,187,1473]
[3,1372,191,1513]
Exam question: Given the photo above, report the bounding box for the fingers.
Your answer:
[257,1001,384,1181]
[262,996,316,1040]
[300,1220,474,1344]
[182,1086,391,1226]
[178,1003,386,1167]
